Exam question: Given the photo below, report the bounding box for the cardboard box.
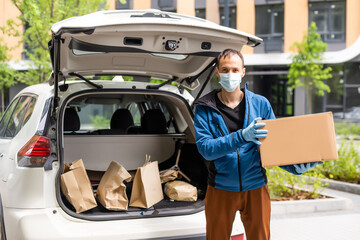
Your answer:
[259,112,338,167]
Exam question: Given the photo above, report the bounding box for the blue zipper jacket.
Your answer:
[194,85,299,192]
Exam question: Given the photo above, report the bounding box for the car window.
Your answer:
[21,97,36,128]
[67,96,177,134]
[0,97,20,137]
[4,96,37,138]
[128,102,141,126]
[77,104,114,131]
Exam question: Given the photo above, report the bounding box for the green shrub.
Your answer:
[267,166,325,200]
[334,122,360,136]
[317,140,360,184]
[89,115,110,129]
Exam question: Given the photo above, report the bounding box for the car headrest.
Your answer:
[110,109,134,131]
[64,108,80,132]
[141,109,167,134]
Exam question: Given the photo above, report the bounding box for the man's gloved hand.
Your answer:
[242,117,268,145]
[294,162,323,174]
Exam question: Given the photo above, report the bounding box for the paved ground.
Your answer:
[270,188,360,240]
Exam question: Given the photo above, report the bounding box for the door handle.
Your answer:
[0,153,3,158]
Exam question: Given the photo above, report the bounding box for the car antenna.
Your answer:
[69,72,103,89]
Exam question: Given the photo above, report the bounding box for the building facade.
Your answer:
[1,0,360,120]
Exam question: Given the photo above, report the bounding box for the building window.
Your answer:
[116,0,131,9]
[152,0,177,12]
[195,9,205,19]
[317,62,360,121]
[195,0,206,19]
[309,1,346,43]
[219,6,236,29]
[255,4,284,53]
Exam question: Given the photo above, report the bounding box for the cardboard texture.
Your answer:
[60,159,97,213]
[259,112,338,167]
[96,161,132,211]
[164,181,197,202]
[130,155,164,208]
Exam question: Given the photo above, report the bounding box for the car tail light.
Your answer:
[18,135,51,167]
[231,234,244,240]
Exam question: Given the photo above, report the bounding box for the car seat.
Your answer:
[64,108,80,133]
[141,109,168,134]
[110,108,134,132]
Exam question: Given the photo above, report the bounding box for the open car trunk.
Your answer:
[57,89,208,220]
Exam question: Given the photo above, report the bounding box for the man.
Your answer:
[194,48,322,240]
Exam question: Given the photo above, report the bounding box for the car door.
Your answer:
[48,9,262,88]
[0,96,37,190]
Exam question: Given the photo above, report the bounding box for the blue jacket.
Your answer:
[194,85,299,192]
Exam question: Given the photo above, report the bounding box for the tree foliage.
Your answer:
[288,22,332,114]
[0,21,19,113]
[12,0,108,85]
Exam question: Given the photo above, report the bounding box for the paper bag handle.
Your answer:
[145,154,151,164]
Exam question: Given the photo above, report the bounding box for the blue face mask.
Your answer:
[219,72,242,92]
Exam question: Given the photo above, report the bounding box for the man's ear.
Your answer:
[241,67,246,78]
[215,67,220,79]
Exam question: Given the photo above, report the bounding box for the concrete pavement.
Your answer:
[269,188,360,240]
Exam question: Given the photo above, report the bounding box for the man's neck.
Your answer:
[218,87,244,109]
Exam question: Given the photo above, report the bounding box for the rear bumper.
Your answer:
[5,207,207,240]
[4,207,244,240]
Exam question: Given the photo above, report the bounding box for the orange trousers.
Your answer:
[205,185,271,240]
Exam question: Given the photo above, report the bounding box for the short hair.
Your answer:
[216,48,244,68]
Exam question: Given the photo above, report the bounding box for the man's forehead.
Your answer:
[218,54,243,66]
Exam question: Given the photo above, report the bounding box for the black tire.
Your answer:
[0,195,6,240]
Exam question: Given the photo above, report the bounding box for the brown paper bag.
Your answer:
[129,155,164,208]
[159,169,179,183]
[96,161,132,211]
[164,181,197,202]
[60,159,97,213]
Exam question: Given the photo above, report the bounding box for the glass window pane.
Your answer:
[77,104,113,131]
[219,6,237,29]
[5,96,32,138]
[326,76,344,106]
[128,103,141,126]
[345,88,360,120]
[273,9,284,33]
[195,9,205,19]
[21,97,37,129]
[309,1,345,43]
[255,6,271,34]
[331,9,344,32]
[310,9,327,32]
[345,62,360,85]
[0,97,19,137]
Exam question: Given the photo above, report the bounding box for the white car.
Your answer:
[0,9,261,240]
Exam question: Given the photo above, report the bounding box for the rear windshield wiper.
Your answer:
[69,72,103,89]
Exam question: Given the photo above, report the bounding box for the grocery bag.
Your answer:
[60,159,97,213]
[159,169,179,183]
[96,161,132,211]
[164,181,197,202]
[129,155,164,208]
